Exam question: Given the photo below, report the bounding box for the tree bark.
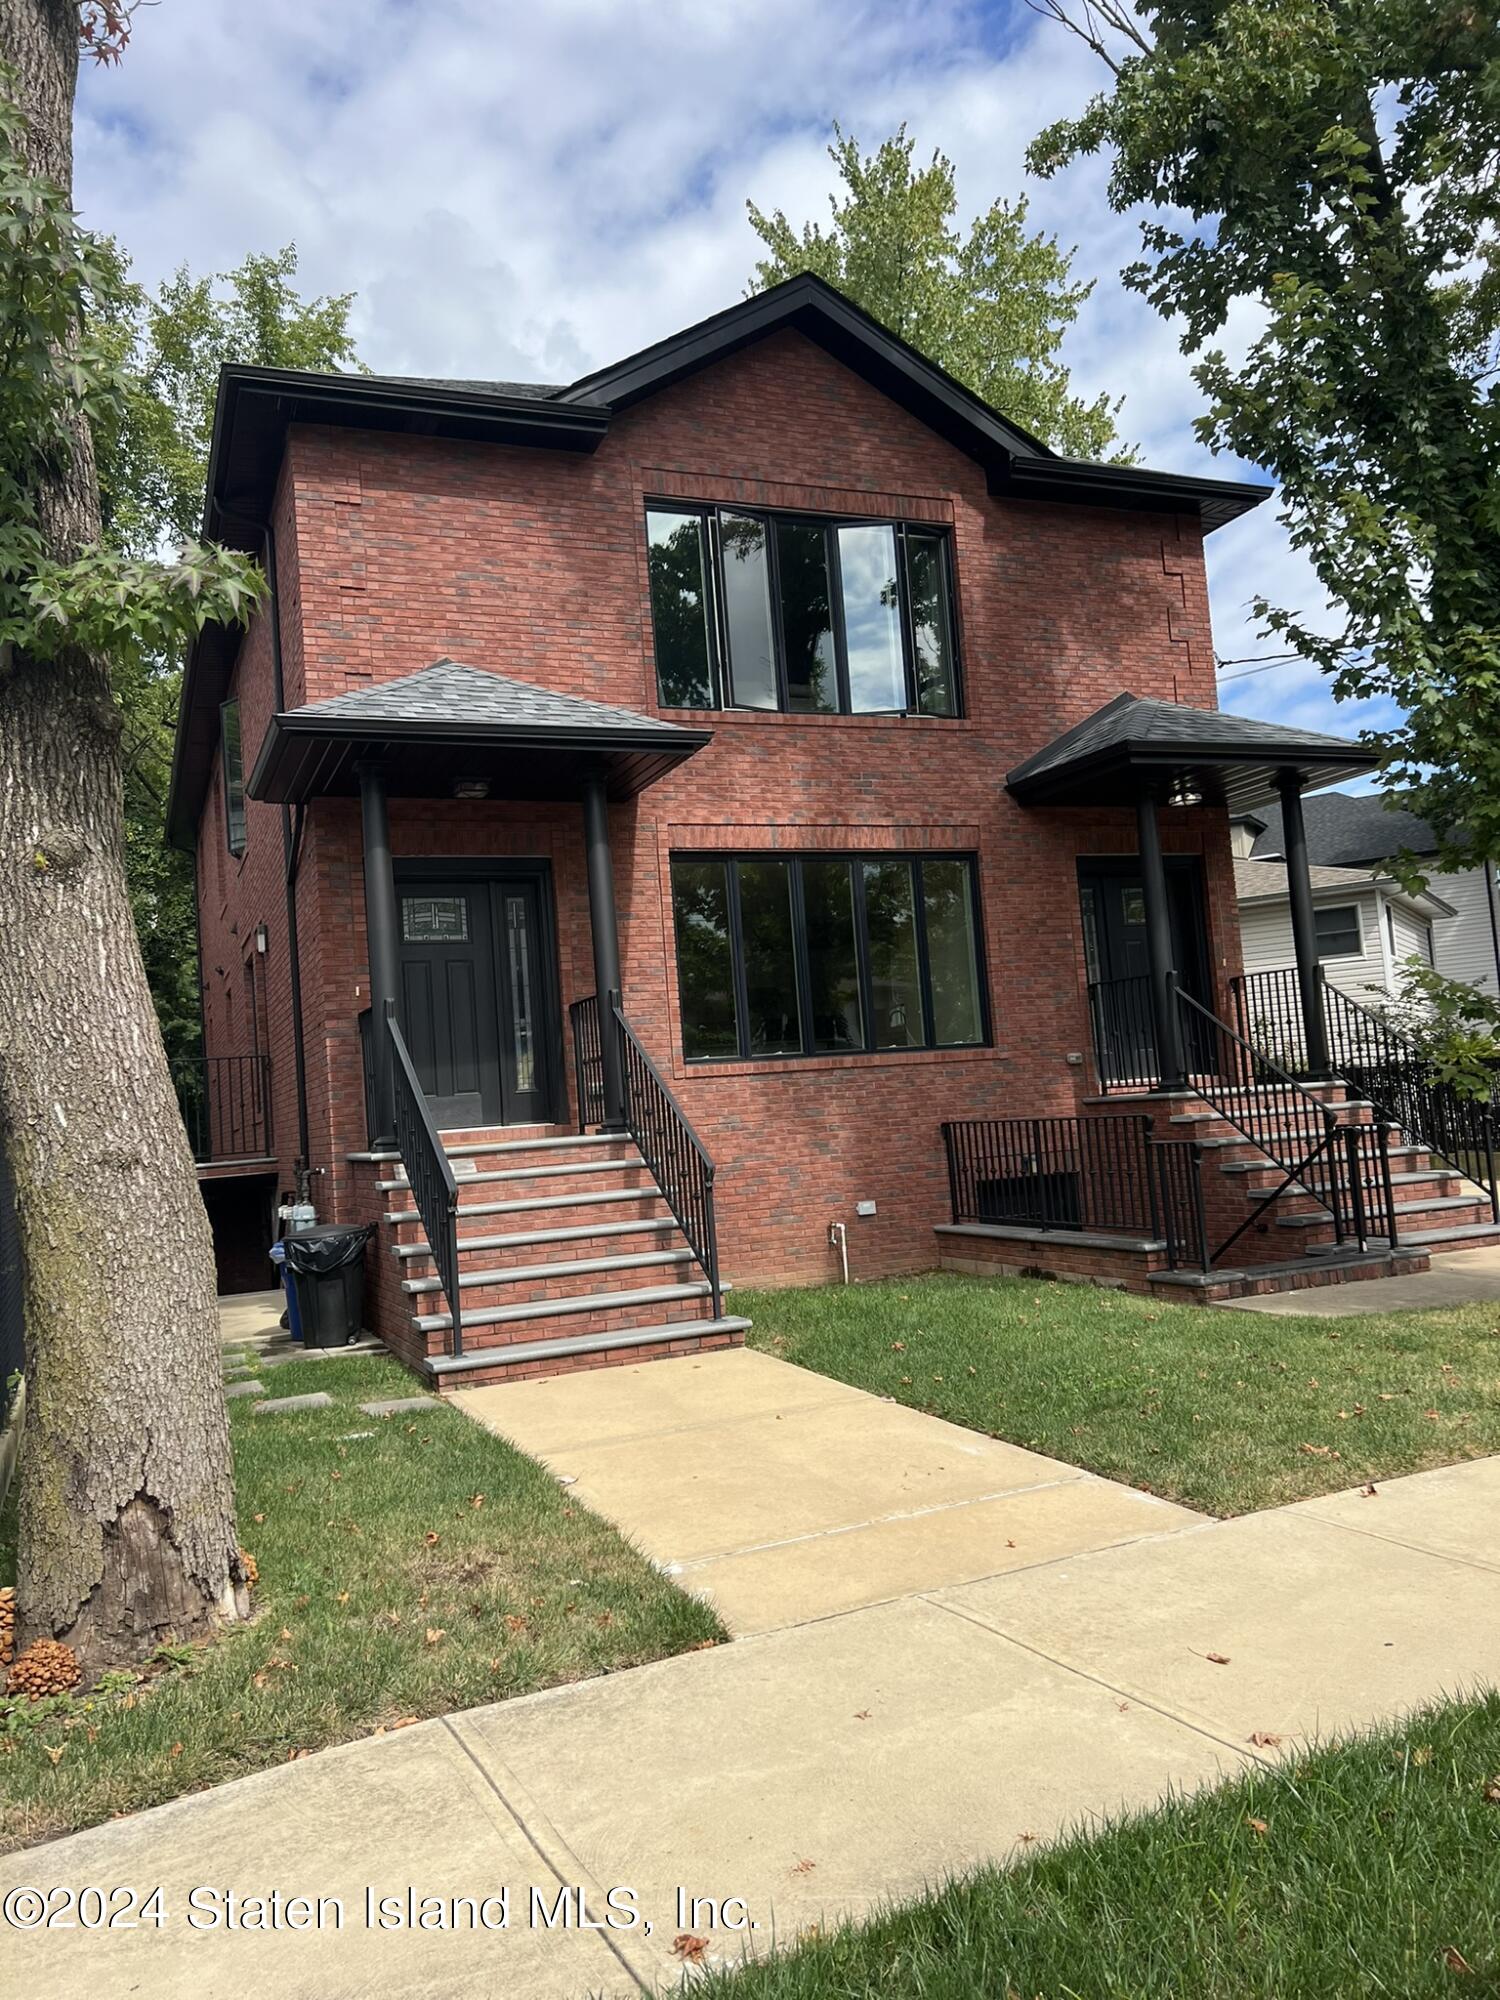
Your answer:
[0,0,247,1675]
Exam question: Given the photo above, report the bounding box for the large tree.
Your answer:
[96,247,359,1067]
[748,124,1131,461]
[1027,0,1500,876]
[0,1,262,1675]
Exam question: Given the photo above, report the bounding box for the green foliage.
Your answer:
[748,124,1130,461]
[86,246,360,1064]
[1382,961,1500,1100]
[1027,1,1500,874]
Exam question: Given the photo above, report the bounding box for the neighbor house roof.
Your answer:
[1232,857,1454,918]
[1005,693,1377,812]
[1247,791,1439,867]
[170,272,1276,848]
[246,658,712,808]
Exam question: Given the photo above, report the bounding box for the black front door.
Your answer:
[1079,859,1211,1082]
[397,874,554,1129]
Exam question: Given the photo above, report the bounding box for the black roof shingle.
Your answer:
[1248,791,1439,866]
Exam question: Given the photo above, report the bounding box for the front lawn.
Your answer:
[704,1693,1500,1998]
[0,1354,721,1853]
[741,1273,1500,1515]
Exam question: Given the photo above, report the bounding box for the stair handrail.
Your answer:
[605,992,722,1318]
[1174,980,1392,1261]
[1320,979,1500,1223]
[385,1001,463,1357]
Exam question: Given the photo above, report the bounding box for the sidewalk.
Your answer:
[7,1449,1497,1999]
[1221,1241,1500,1315]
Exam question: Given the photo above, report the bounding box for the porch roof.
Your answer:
[1005,692,1377,812]
[247,658,713,806]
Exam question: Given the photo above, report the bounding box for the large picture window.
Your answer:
[646,502,961,718]
[670,851,987,1062]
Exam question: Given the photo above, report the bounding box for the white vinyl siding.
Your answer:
[1387,901,1434,974]
[1426,865,1500,997]
[1238,890,1390,1002]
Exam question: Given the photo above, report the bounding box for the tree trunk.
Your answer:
[0,0,247,1676]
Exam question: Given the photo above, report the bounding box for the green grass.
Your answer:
[0,1354,721,1852]
[741,1273,1500,1515]
[703,1694,1500,1999]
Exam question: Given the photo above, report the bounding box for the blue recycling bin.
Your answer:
[268,1238,303,1344]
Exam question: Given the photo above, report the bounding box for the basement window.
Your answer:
[646,502,961,717]
[220,699,247,857]
[670,850,988,1062]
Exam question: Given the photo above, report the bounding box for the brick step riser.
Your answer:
[413,1260,702,1315]
[401,1226,683,1277]
[438,1167,659,1203]
[445,1145,638,1176]
[1174,1251,1432,1303]
[1232,1171,1458,1204]
[1275,1197,1493,1232]
[430,1324,743,1391]
[1179,1111,1379,1149]
[416,1291,715,1358]
[388,1191,672,1241]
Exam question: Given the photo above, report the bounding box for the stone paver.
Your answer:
[458,1348,1199,1633]
[253,1390,333,1415]
[360,1396,438,1417]
[223,1379,266,1399]
[1221,1241,1500,1314]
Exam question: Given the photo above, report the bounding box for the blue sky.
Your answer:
[75,0,1396,763]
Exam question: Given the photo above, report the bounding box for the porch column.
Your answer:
[1277,768,1331,1077]
[358,761,400,1147]
[1135,792,1186,1088]
[582,771,627,1131]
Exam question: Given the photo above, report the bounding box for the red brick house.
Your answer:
[167,275,1500,1387]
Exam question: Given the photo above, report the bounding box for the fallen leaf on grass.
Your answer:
[1481,1776,1500,1804]
[1413,1745,1433,1766]
[1442,1945,1475,1974]
[424,1628,446,1648]
[672,1934,708,1964]
[469,1493,485,1509]
[423,1531,441,1548]
[43,1745,65,1766]
[1246,1817,1269,1835]
[336,1591,350,1606]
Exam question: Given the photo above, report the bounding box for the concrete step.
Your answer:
[385,1185,667,1228]
[377,1157,649,1194]
[403,1247,696,1296]
[394,1216,680,1263]
[1392,1221,1500,1251]
[413,1278,720,1336]
[425,1315,753,1387]
[1277,1193,1487,1231]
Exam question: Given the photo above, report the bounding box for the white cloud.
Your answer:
[74,0,1364,744]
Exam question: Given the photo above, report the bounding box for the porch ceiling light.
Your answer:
[451,777,491,800]
[1168,775,1203,807]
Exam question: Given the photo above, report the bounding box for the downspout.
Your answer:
[213,500,312,1181]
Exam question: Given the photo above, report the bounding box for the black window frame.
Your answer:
[220,698,247,858]
[645,500,963,719]
[669,849,990,1063]
[1313,902,1362,961]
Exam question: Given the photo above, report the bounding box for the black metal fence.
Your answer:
[941,1114,1208,1270]
[1232,968,1499,1220]
[172,1054,273,1163]
[1088,975,1157,1091]
[386,1003,463,1356]
[569,994,605,1130]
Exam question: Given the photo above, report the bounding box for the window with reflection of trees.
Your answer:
[670,852,986,1061]
[645,503,960,717]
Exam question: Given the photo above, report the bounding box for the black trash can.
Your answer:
[280,1224,374,1349]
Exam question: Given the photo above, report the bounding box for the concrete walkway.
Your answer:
[1222,1242,1500,1315]
[459,1348,1201,1634]
[7,1353,1499,2000]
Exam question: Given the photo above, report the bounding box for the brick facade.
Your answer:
[196,327,1244,1314]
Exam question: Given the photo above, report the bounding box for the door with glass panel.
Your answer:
[396,873,554,1128]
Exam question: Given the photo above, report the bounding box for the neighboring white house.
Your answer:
[1234,792,1500,999]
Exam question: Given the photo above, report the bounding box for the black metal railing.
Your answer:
[1088,975,1158,1091]
[386,1002,463,1357]
[172,1053,272,1163]
[1176,983,1396,1259]
[941,1114,1208,1270]
[608,994,723,1316]
[569,994,605,1130]
[1232,968,1499,1220]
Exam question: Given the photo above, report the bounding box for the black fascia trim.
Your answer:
[166,621,242,851]
[994,455,1274,533]
[1007,740,1377,805]
[248,710,713,801]
[563,273,1050,465]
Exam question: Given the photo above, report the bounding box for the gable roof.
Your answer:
[1005,692,1376,811]
[1232,856,1455,918]
[246,658,711,811]
[1248,791,1440,867]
